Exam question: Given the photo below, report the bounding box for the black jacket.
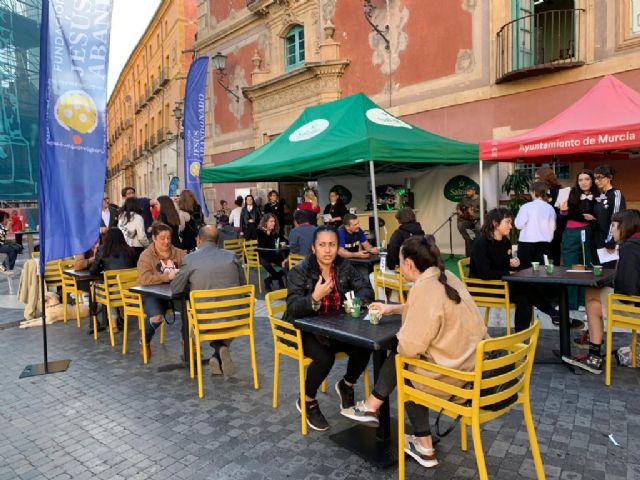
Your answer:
[263,199,286,234]
[89,245,136,276]
[593,188,625,249]
[386,222,425,270]
[469,235,513,280]
[240,206,261,239]
[285,254,374,321]
[614,237,640,296]
[323,200,348,228]
[565,188,596,223]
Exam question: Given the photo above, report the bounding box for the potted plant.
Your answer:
[501,169,531,243]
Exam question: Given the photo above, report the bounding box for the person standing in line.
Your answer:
[535,166,564,265]
[228,196,243,237]
[559,170,597,314]
[117,197,149,262]
[592,165,626,269]
[240,194,261,240]
[263,190,287,237]
[456,185,482,258]
[514,182,556,269]
[323,189,348,228]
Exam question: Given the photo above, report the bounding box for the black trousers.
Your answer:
[508,282,555,332]
[302,332,371,399]
[517,241,550,270]
[371,350,432,437]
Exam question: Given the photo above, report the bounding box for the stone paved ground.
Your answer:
[1,253,640,479]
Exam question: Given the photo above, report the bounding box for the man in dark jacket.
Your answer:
[171,225,244,376]
[286,226,374,432]
[386,208,425,270]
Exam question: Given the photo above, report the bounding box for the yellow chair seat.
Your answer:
[605,292,640,385]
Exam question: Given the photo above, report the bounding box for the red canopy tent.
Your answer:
[479,75,640,162]
[477,75,640,222]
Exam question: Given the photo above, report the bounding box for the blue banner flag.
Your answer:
[183,56,209,217]
[38,0,113,267]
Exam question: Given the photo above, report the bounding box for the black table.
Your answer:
[130,283,188,371]
[294,311,401,468]
[256,246,290,254]
[348,254,381,274]
[503,266,615,366]
[64,269,102,328]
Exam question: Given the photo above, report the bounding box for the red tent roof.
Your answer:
[479,75,640,161]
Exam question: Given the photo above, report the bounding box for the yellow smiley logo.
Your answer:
[54,90,98,135]
[190,162,201,177]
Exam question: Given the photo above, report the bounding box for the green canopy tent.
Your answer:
[201,93,478,245]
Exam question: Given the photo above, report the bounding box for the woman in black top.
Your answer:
[157,195,182,248]
[592,165,626,268]
[263,190,287,237]
[559,170,597,311]
[178,189,204,252]
[470,208,557,332]
[257,213,286,291]
[323,189,348,228]
[535,166,563,264]
[90,228,136,332]
[240,194,261,240]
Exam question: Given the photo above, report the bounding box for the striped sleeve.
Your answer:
[605,189,625,245]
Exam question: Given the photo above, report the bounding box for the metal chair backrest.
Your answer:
[223,238,246,259]
[372,263,406,303]
[95,268,137,308]
[189,285,255,338]
[288,253,305,268]
[265,289,303,358]
[59,259,78,290]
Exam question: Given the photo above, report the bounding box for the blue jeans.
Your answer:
[142,296,171,343]
[0,244,18,270]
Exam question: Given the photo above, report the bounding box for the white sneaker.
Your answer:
[404,434,438,468]
[340,400,379,426]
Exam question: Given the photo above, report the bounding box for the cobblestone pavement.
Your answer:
[1,257,639,479]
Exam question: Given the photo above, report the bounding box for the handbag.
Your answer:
[435,349,518,438]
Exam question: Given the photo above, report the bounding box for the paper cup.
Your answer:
[531,262,540,272]
[593,265,603,276]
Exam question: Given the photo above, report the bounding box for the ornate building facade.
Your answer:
[106,0,197,203]
[195,0,640,208]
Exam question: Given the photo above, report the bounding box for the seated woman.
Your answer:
[563,209,640,374]
[89,228,137,332]
[341,235,487,469]
[137,223,186,355]
[73,239,99,271]
[286,225,374,432]
[256,213,286,292]
[470,207,558,332]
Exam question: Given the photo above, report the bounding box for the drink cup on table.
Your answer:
[350,297,361,318]
[593,265,603,276]
[531,261,540,272]
[545,260,554,275]
[368,309,381,325]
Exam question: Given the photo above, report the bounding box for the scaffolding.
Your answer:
[0,0,40,200]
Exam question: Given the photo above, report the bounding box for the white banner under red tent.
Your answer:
[479,75,640,162]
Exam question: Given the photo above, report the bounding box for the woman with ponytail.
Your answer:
[341,235,487,469]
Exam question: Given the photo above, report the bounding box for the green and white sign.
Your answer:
[443,175,479,202]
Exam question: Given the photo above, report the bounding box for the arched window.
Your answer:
[285,25,305,70]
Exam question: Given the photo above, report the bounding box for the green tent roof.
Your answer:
[200,93,478,183]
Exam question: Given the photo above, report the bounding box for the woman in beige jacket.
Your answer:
[341,235,487,469]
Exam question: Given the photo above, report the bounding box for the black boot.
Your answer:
[264,276,273,293]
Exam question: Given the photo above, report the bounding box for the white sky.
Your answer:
[107,0,162,98]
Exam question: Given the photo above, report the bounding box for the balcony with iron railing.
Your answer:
[160,69,169,86]
[157,128,165,143]
[496,9,585,84]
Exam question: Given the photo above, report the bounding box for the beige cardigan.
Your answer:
[396,267,488,399]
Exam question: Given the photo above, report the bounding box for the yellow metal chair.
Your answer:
[395,321,543,480]
[188,285,259,398]
[223,238,246,260]
[605,293,640,386]
[58,259,84,327]
[116,270,165,361]
[243,239,262,293]
[265,289,370,435]
[373,264,408,304]
[42,259,64,290]
[458,257,521,336]
[93,267,137,348]
[287,253,305,269]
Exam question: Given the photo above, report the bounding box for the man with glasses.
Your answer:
[592,165,625,269]
[100,193,118,237]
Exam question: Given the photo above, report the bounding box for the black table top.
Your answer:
[293,311,401,351]
[63,269,102,281]
[348,254,381,266]
[503,266,615,288]
[130,283,184,300]
[256,246,290,253]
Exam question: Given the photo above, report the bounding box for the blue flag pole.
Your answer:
[21,0,114,379]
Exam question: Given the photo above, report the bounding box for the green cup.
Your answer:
[350,305,361,318]
[545,261,554,275]
[531,261,540,272]
[593,265,603,276]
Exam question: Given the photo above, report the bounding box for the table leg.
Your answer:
[328,349,396,468]
[156,298,190,373]
[559,286,571,358]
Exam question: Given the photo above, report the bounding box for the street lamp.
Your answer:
[173,102,183,192]
[212,52,240,102]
